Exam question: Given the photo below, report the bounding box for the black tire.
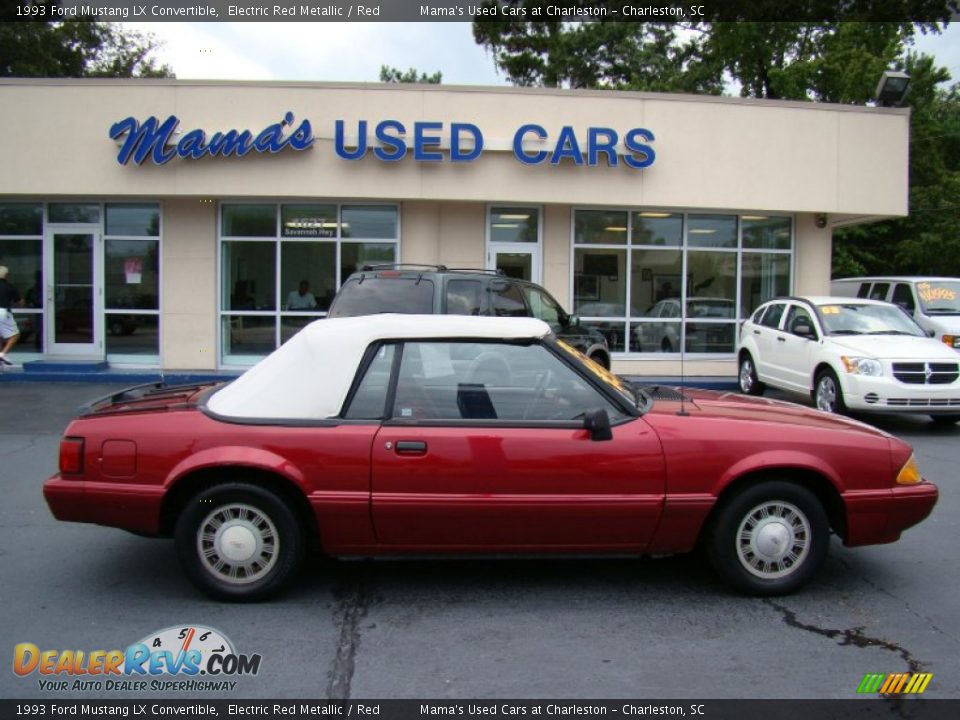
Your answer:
[738,353,765,396]
[930,415,960,426]
[175,482,304,601]
[813,368,846,414]
[706,480,830,596]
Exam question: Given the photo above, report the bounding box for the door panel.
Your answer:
[46,230,101,356]
[371,420,665,551]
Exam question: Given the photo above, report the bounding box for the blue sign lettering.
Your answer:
[112,114,653,169]
[110,112,314,165]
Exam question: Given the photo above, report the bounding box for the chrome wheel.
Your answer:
[738,355,764,396]
[736,500,811,580]
[740,359,755,393]
[815,374,839,413]
[196,503,279,585]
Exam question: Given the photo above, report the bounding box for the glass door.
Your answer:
[45,229,103,356]
[489,246,541,282]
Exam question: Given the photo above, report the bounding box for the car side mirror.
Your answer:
[793,322,816,340]
[583,408,613,441]
[927,328,936,338]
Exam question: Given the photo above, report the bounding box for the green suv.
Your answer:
[328,265,612,369]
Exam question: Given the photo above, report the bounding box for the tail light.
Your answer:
[59,437,85,474]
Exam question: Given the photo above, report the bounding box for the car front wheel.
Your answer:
[175,482,304,601]
[706,481,829,596]
[738,354,765,396]
[814,369,846,414]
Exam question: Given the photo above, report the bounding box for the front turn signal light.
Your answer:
[896,454,922,485]
[942,334,959,349]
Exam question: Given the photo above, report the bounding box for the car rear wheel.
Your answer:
[706,481,829,596]
[814,369,846,414]
[175,482,304,601]
[738,354,765,396]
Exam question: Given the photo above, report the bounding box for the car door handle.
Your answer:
[753,330,761,335]
[395,440,427,455]
[777,337,786,342]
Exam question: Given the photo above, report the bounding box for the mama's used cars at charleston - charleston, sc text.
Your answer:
[44,315,937,600]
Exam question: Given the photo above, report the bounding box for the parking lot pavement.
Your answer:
[1,382,958,699]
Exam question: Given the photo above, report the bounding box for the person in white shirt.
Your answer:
[286,280,317,310]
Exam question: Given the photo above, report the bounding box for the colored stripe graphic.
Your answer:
[857,674,885,693]
[859,673,933,694]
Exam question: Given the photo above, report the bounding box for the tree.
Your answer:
[473,4,722,93]
[0,2,172,78]
[379,66,442,84]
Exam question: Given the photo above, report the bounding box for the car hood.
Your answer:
[826,335,960,360]
[921,315,960,332]
[646,387,891,439]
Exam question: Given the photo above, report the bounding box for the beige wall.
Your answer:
[161,199,217,369]
[0,80,909,219]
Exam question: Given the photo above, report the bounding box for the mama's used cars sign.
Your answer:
[109,112,655,169]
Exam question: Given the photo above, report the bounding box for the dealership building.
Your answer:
[0,79,909,377]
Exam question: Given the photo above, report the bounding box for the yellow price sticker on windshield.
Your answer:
[820,306,841,314]
[919,287,957,303]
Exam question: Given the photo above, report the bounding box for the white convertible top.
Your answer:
[207,314,551,420]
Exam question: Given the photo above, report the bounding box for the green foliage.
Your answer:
[379,66,442,84]
[0,3,172,78]
[473,4,722,92]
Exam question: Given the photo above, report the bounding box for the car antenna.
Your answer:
[677,290,689,417]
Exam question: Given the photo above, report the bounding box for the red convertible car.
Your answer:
[44,315,937,601]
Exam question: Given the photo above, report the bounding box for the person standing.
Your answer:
[0,266,24,365]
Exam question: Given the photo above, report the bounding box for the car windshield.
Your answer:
[555,339,638,408]
[916,281,960,314]
[816,303,925,337]
[328,276,434,317]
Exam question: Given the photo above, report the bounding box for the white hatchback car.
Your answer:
[738,296,960,424]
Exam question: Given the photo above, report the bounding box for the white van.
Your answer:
[831,277,960,352]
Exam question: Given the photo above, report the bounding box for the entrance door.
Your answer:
[486,206,541,283]
[45,229,103,356]
[488,244,541,283]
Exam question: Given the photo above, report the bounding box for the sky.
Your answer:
[125,21,960,89]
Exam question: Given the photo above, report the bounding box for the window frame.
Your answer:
[217,200,401,366]
[570,207,793,358]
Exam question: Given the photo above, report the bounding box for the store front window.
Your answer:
[0,202,160,364]
[0,203,43,357]
[573,210,792,355]
[219,202,398,364]
[103,204,160,360]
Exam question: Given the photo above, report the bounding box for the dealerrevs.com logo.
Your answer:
[13,625,261,693]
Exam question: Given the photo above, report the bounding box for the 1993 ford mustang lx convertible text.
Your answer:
[44,315,937,600]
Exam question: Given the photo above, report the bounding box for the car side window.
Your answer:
[391,341,626,423]
[522,286,561,326]
[892,283,915,313]
[759,303,786,329]
[342,344,396,419]
[446,279,482,316]
[491,283,528,317]
[856,283,872,299]
[869,283,890,301]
